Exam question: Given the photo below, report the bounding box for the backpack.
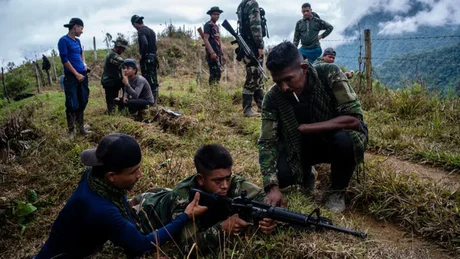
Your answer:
[237,0,269,39]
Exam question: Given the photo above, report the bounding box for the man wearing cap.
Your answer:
[115,59,154,116]
[293,3,334,64]
[58,18,91,139]
[203,6,225,86]
[131,15,159,105]
[101,37,128,114]
[314,47,354,79]
[35,133,208,258]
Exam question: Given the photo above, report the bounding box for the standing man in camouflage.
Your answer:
[237,0,265,117]
[131,15,159,105]
[58,17,91,139]
[101,37,128,114]
[203,6,224,86]
[293,3,333,64]
[131,144,276,256]
[258,41,368,213]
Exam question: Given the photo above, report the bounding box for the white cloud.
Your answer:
[378,0,460,34]
[0,0,457,65]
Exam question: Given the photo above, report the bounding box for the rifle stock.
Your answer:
[221,20,269,81]
[191,188,367,239]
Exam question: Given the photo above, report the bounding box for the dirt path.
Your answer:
[365,152,460,190]
[346,210,452,259]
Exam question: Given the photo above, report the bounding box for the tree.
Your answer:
[6,62,15,72]
[103,32,112,49]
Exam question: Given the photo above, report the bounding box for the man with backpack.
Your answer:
[293,3,334,64]
[237,0,267,117]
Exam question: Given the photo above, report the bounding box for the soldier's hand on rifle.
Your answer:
[123,97,128,104]
[184,192,208,218]
[221,213,248,235]
[258,49,264,60]
[210,52,219,62]
[264,186,287,208]
[75,73,85,82]
[259,218,277,234]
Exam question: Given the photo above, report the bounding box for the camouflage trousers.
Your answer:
[242,64,264,95]
[140,58,159,105]
[208,60,222,86]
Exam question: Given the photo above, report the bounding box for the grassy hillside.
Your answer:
[1,32,459,258]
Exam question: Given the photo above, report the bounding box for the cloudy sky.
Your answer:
[0,0,458,65]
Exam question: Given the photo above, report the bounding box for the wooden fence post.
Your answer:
[1,67,11,103]
[33,62,41,93]
[52,56,58,82]
[364,29,372,92]
[93,36,97,61]
[233,54,238,84]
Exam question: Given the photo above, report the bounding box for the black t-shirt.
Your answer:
[203,21,222,57]
[137,26,157,56]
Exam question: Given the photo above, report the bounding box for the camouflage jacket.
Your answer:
[313,56,326,66]
[101,49,124,88]
[293,17,333,49]
[133,174,264,255]
[238,0,264,49]
[258,64,367,189]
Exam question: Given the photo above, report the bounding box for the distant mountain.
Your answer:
[334,5,460,90]
[373,42,460,90]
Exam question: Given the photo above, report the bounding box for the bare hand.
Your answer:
[210,52,219,62]
[75,73,85,82]
[258,218,277,234]
[264,186,287,207]
[123,97,128,104]
[184,192,208,218]
[258,49,264,59]
[298,124,313,134]
[317,35,323,40]
[221,214,249,235]
[122,76,129,86]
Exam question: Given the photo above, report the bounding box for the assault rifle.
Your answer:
[191,188,367,239]
[197,27,224,72]
[221,19,269,81]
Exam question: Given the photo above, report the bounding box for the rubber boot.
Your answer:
[242,94,260,117]
[66,111,76,139]
[76,111,92,135]
[152,89,158,106]
[253,89,265,113]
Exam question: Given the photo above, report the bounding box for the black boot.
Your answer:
[66,112,76,139]
[253,89,265,113]
[76,111,92,135]
[242,94,260,117]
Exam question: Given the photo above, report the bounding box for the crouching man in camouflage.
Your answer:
[130,144,276,256]
[259,41,368,213]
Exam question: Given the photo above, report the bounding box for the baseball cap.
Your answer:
[123,59,138,69]
[131,15,144,24]
[64,18,84,28]
[81,133,141,170]
[323,47,336,56]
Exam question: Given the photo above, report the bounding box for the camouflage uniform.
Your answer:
[238,0,265,116]
[258,63,367,191]
[101,46,125,114]
[132,174,264,255]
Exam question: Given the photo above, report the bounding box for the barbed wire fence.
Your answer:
[321,32,460,92]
